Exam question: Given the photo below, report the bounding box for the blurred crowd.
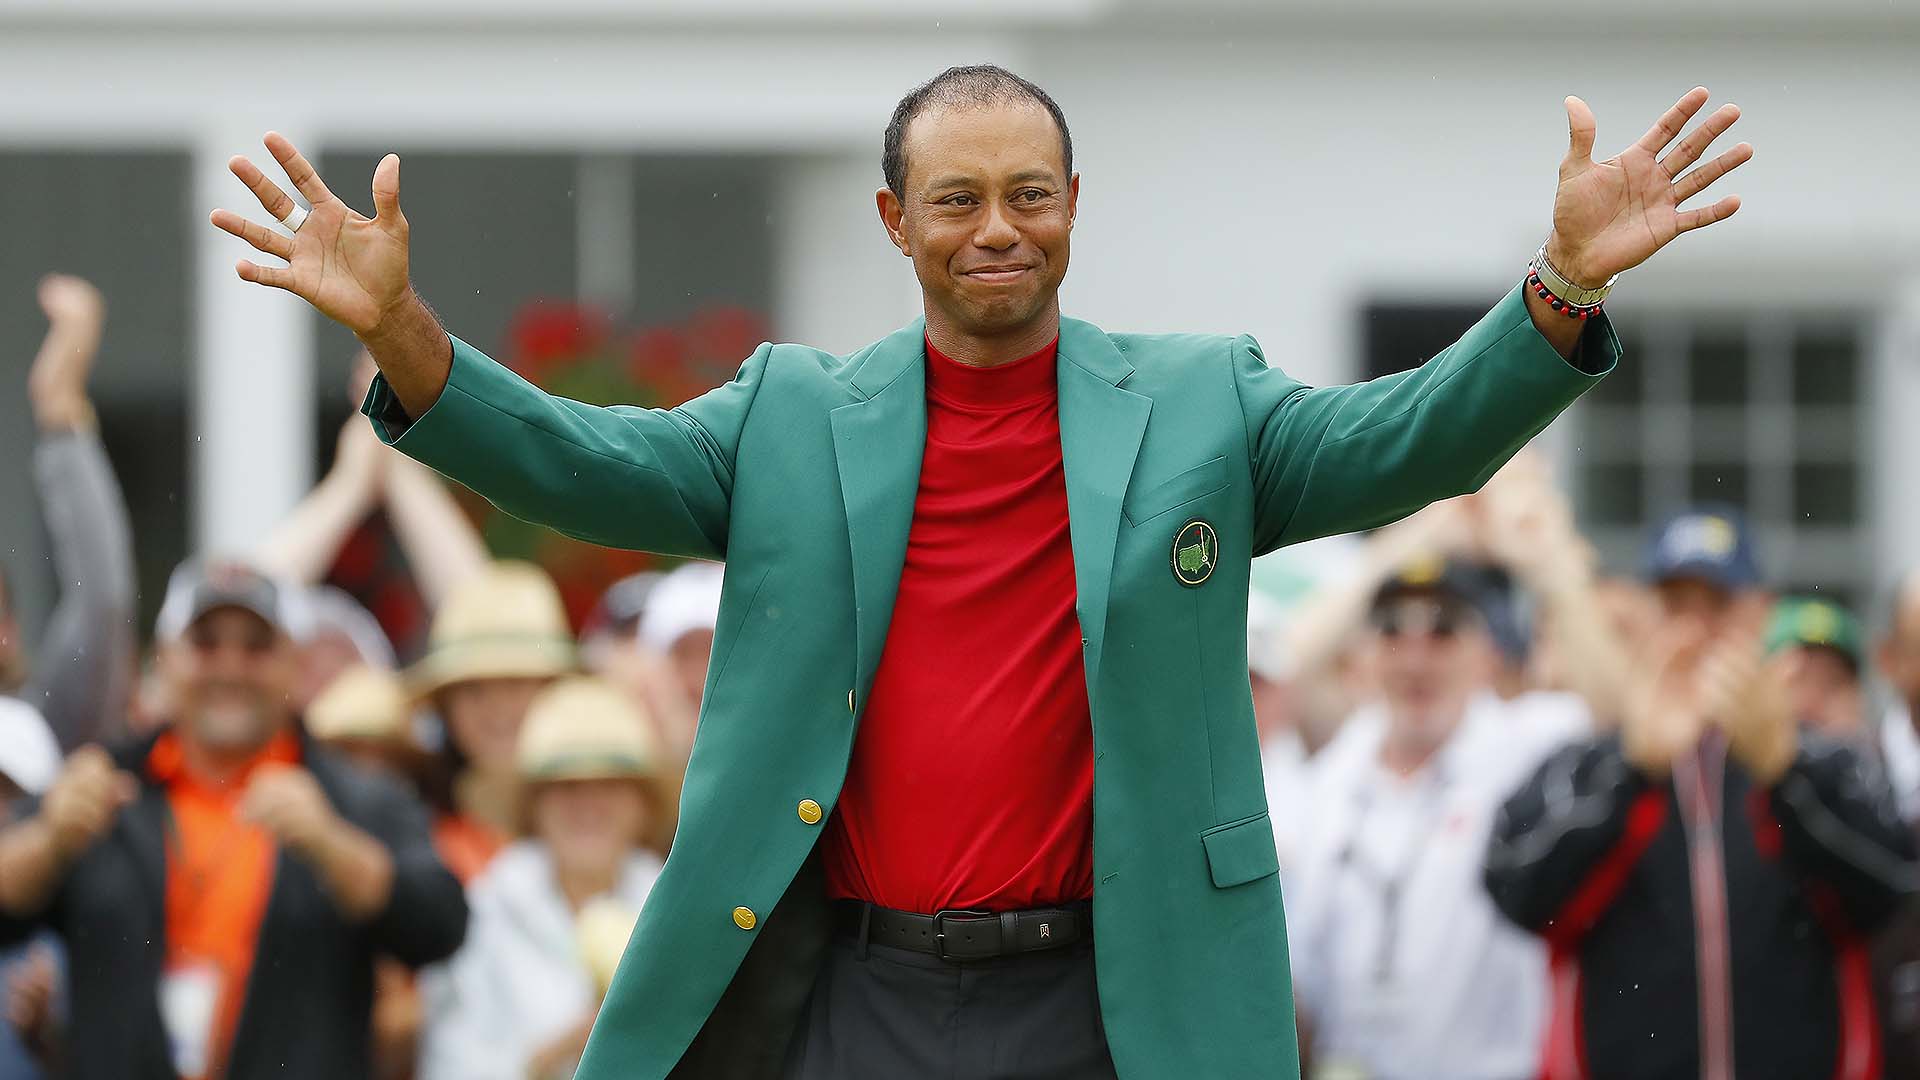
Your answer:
[2,275,1918,1080]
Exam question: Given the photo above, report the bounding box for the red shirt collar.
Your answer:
[924,334,1060,409]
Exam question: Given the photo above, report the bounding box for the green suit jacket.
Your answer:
[365,284,1616,1079]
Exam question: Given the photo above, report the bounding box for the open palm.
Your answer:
[1549,87,1752,287]
[210,133,411,335]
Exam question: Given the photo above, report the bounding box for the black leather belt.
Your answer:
[833,899,1093,962]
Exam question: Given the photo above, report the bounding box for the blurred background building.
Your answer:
[2,0,1917,633]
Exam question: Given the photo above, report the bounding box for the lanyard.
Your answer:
[1332,765,1451,986]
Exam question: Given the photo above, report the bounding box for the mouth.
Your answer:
[961,266,1034,285]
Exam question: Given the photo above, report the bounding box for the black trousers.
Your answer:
[781,931,1120,1080]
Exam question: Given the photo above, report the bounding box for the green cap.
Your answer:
[1764,597,1865,671]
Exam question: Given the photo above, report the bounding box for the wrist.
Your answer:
[356,288,433,352]
[1544,232,1608,291]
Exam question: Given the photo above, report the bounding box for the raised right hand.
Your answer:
[40,746,137,859]
[210,133,411,336]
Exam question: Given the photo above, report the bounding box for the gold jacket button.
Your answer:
[848,689,856,713]
[797,799,823,825]
[732,906,757,931]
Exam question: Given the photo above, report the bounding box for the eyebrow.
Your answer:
[924,168,1059,192]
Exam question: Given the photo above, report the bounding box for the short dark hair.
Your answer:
[883,65,1073,201]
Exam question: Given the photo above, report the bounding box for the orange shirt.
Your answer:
[432,812,507,885]
[149,729,302,1080]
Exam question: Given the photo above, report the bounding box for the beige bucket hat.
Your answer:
[307,664,412,744]
[410,561,578,699]
[516,676,661,784]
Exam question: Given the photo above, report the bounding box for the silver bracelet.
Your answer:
[1531,242,1617,308]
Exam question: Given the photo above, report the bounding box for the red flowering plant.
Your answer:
[469,299,770,627]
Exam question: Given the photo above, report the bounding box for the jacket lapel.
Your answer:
[1056,317,1151,695]
[829,320,929,704]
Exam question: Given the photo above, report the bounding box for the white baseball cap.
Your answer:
[0,698,62,796]
[637,562,724,654]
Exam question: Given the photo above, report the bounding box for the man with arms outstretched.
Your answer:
[213,66,1750,1079]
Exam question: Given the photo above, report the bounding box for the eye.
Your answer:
[945,193,977,207]
[1017,189,1047,203]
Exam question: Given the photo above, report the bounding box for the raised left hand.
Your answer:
[239,764,342,855]
[1547,87,1753,286]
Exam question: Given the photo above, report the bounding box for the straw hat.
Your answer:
[411,561,577,698]
[516,677,660,784]
[307,664,412,744]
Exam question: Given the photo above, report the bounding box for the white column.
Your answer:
[192,126,314,555]
[772,149,921,353]
[1873,273,1920,586]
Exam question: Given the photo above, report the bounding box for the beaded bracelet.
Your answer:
[1526,267,1604,321]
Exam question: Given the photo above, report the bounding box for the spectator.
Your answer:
[1485,611,1918,1080]
[413,560,577,882]
[420,677,666,1080]
[1,274,138,749]
[297,585,400,709]
[578,571,661,674]
[0,560,467,1080]
[1286,556,1590,1079]
[1642,506,1771,637]
[1765,596,1869,739]
[0,701,62,1080]
[635,561,722,712]
[306,662,430,1080]
[1878,572,1920,821]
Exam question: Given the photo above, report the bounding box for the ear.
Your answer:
[1066,172,1081,230]
[875,187,910,257]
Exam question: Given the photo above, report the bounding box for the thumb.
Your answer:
[110,771,140,807]
[371,153,403,222]
[1564,95,1597,170]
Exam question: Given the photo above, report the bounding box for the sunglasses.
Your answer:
[1369,598,1479,640]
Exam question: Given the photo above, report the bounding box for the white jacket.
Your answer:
[419,840,663,1080]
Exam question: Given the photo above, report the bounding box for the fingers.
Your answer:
[209,208,293,261]
[1677,194,1741,234]
[370,153,403,223]
[229,154,299,223]
[1564,95,1597,167]
[1635,86,1711,155]
[264,131,337,208]
[235,259,297,291]
[1672,142,1753,202]
[1659,102,1740,178]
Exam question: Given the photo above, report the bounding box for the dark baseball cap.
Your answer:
[1643,507,1760,590]
[155,559,300,641]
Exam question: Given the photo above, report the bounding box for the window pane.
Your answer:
[1688,335,1749,406]
[1792,334,1859,407]
[1689,463,1749,508]
[1583,463,1644,527]
[1793,463,1858,524]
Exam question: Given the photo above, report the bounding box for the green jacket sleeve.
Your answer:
[1233,284,1618,554]
[361,335,770,560]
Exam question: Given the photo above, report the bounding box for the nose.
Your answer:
[973,200,1020,251]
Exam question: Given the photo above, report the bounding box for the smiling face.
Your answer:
[162,606,300,753]
[877,100,1078,361]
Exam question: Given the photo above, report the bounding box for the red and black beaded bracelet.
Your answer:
[1526,268,1604,320]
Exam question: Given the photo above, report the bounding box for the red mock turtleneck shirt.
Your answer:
[821,334,1096,914]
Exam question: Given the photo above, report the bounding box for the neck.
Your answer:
[923,302,1060,369]
[554,859,620,912]
[455,769,520,836]
[181,734,268,785]
[1378,714,1460,779]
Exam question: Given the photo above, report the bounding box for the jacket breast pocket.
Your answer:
[1200,812,1280,888]
[1123,455,1229,528]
